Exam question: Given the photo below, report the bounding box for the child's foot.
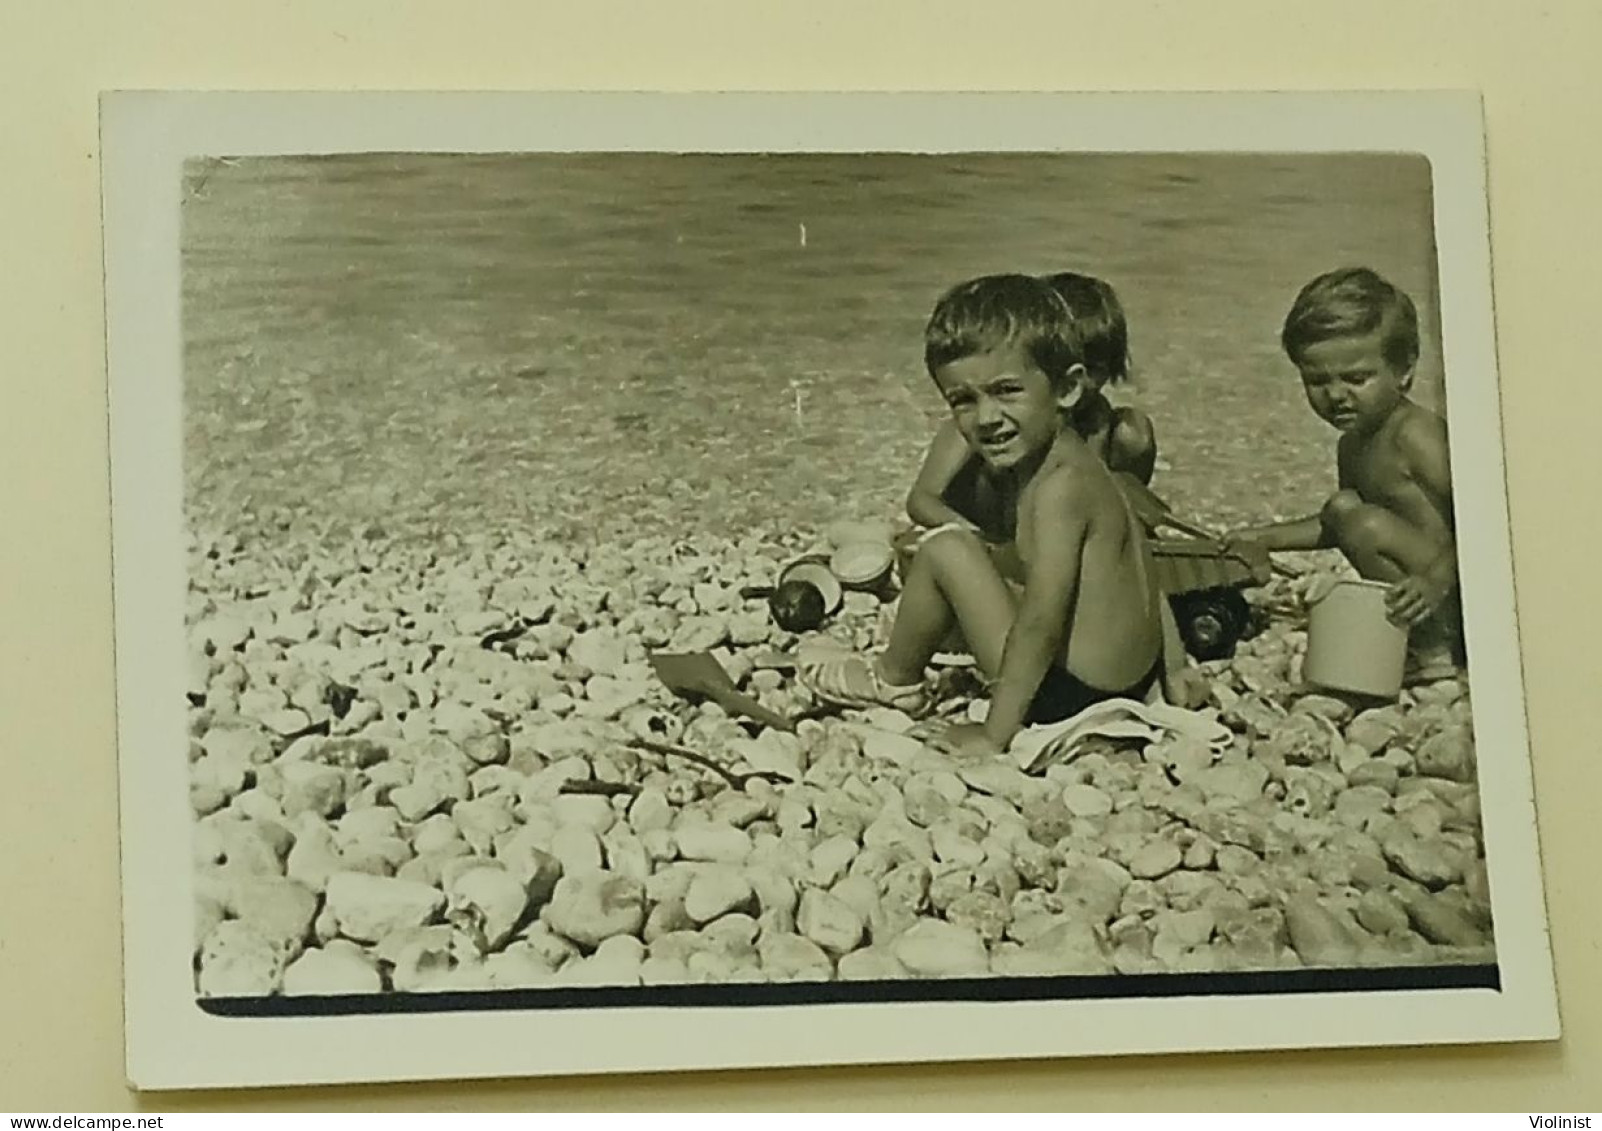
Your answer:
[1403,642,1460,687]
[1404,610,1464,687]
[798,647,931,716]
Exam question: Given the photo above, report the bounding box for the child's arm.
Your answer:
[982,472,1090,748]
[1227,478,1339,551]
[1387,412,1459,625]
[1108,406,1158,486]
[906,420,981,532]
[1226,514,1329,553]
[1230,441,1351,552]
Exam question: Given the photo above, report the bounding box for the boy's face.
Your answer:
[1294,330,1412,436]
[933,343,1082,472]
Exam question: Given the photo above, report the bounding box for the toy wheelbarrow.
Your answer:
[1112,473,1292,661]
[1114,472,1299,581]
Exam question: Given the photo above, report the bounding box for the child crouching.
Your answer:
[1227,267,1463,682]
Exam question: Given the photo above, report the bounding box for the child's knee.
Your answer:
[912,526,995,581]
[917,524,986,562]
[1322,491,1390,557]
[892,529,922,580]
[1320,490,1365,537]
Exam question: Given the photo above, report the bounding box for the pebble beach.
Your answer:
[180,153,1490,997]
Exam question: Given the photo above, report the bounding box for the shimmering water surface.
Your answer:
[182,152,1442,544]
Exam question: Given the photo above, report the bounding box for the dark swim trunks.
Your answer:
[945,444,1164,726]
[1026,660,1162,725]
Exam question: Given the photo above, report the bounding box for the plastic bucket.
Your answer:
[779,557,843,614]
[830,541,894,590]
[1303,578,1408,699]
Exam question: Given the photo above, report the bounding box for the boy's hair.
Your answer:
[1042,272,1130,385]
[924,274,1084,387]
[1281,267,1421,373]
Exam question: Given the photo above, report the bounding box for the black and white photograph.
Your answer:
[102,92,1558,1089]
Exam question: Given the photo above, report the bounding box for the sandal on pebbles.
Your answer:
[798,648,932,717]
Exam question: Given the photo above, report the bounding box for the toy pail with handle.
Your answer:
[1302,578,1408,699]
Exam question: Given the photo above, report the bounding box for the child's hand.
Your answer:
[914,520,983,548]
[1222,528,1265,555]
[930,721,1007,762]
[1386,573,1450,626]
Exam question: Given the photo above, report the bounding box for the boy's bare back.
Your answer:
[1013,438,1160,691]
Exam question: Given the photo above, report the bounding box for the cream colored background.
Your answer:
[2,0,1597,1112]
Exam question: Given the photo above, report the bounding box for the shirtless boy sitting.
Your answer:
[801,274,1163,758]
[1227,266,1462,681]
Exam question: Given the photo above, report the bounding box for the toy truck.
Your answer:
[1113,473,1275,661]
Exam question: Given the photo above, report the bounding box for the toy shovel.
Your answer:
[649,651,796,732]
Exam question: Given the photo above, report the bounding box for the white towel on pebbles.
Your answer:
[1007,697,1232,774]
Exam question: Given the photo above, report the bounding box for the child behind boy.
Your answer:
[801,274,1163,758]
[1226,266,1461,681]
[904,271,1157,543]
